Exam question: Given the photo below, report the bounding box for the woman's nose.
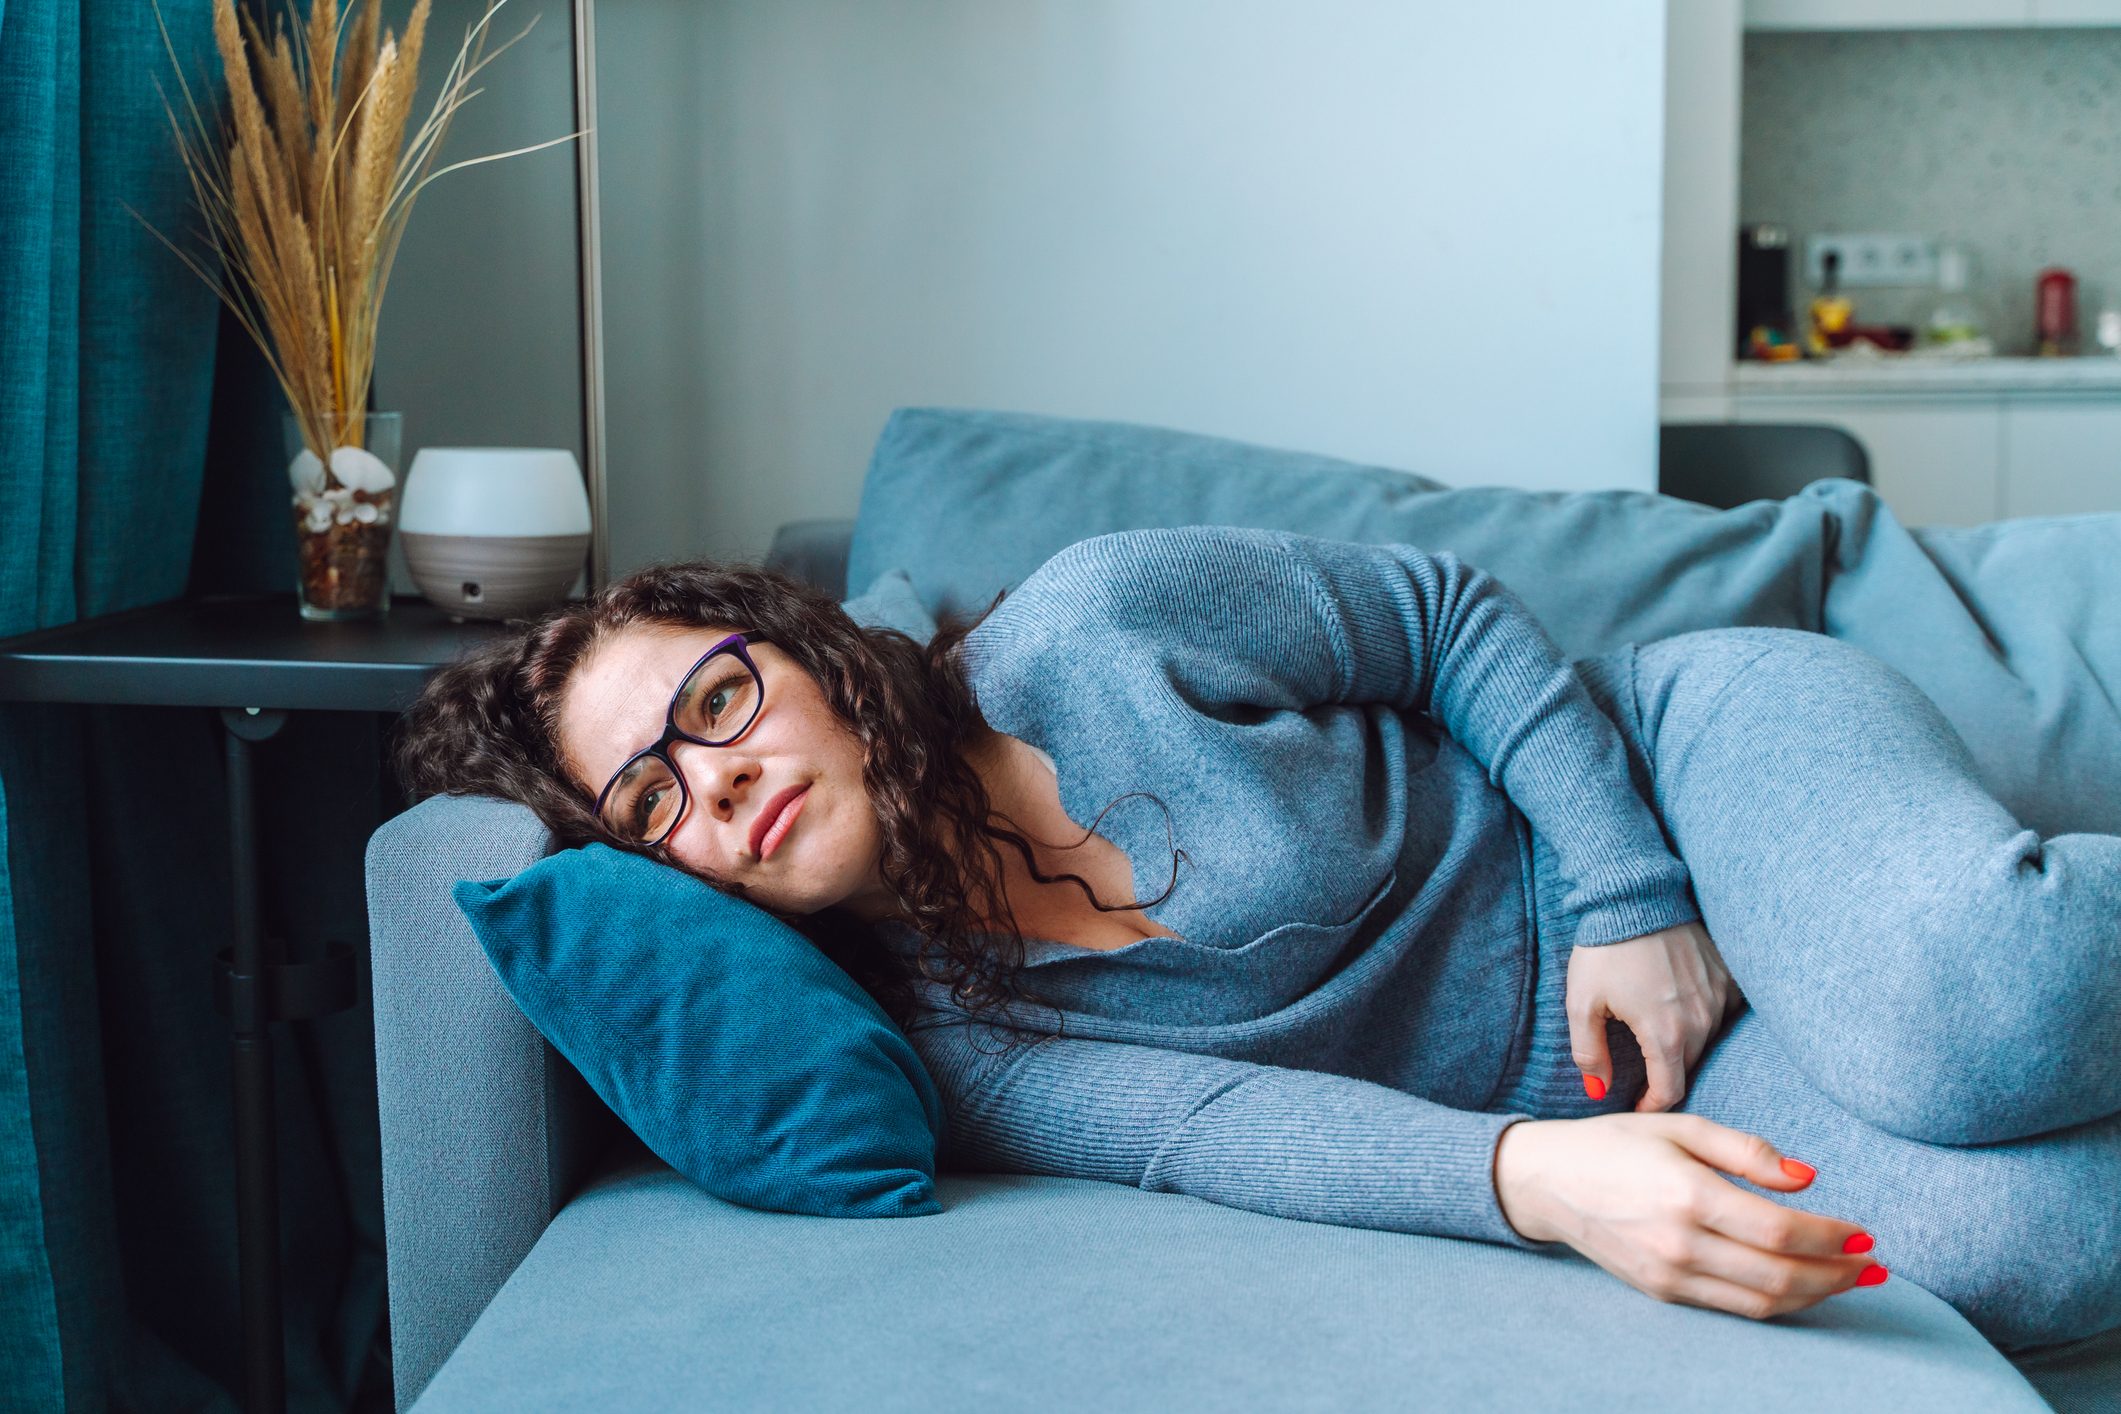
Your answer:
[673,741,755,820]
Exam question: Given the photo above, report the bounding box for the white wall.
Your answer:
[596,0,1672,569]
[1659,0,1743,419]
[375,0,586,592]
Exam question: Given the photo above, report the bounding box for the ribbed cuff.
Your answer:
[1565,885,1703,949]
[1485,1115,1559,1252]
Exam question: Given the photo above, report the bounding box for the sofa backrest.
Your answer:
[845,406,1838,649]
[847,406,2121,837]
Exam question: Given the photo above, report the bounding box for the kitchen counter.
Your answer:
[1733,355,2121,396]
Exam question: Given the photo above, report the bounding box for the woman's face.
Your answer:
[557,623,894,920]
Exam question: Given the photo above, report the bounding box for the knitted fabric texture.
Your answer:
[879,526,1701,1250]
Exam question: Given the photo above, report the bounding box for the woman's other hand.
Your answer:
[1493,1114,1887,1320]
[1567,919,1740,1112]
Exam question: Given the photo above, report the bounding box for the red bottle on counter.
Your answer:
[2037,267,2078,356]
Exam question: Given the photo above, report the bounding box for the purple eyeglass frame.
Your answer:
[591,630,770,845]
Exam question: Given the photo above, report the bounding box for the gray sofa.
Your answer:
[368,511,2121,1412]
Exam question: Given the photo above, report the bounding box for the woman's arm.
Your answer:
[917,1016,1879,1315]
[977,526,1699,946]
[910,1017,1553,1251]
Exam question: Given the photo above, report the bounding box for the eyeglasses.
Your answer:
[592,631,770,846]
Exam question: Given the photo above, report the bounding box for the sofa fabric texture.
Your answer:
[409,1163,2052,1412]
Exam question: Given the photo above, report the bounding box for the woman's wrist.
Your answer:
[1494,1118,1569,1244]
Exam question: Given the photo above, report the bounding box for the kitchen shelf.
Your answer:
[1732,356,2121,396]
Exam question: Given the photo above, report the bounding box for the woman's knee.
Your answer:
[1828,829,2121,1146]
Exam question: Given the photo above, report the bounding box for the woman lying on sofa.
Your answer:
[396,525,2121,1355]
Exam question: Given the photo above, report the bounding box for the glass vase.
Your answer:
[283,411,401,621]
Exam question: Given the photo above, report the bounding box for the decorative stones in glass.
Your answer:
[283,412,400,620]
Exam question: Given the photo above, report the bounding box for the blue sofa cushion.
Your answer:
[409,1164,2059,1413]
[453,841,945,1218]
[847,406,1831,637]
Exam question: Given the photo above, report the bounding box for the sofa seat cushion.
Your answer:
[411,1159,2053,1412]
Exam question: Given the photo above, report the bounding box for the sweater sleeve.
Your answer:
[999,526,1699,946]
[909,1016,1555,1252]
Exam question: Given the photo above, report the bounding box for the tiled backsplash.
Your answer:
[1743,29,2121,356]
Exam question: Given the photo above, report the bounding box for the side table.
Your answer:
[0,593,515,1414]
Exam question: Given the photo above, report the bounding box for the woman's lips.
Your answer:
[751,784,810,861]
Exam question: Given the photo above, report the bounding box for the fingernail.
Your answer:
[1842,1232,1874,1254]
[1582,1073,1606,1100]
[1780,1157,1816,1183]
[1855,1265,1889,1287]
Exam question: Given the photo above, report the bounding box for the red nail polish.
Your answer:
[1842,1233,1874,1254]
[1855,1265,1889,1286]
[1582,1073,1606,1100]
[1780,1157,1816,1183]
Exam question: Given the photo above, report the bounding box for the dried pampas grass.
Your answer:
[143,0,578,469]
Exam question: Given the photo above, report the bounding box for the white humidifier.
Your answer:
[398,448,592,621]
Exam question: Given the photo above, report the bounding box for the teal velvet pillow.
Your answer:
[453,841,944,1218]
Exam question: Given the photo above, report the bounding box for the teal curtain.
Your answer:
[1,0,217,1405]
[3,3,391,1410]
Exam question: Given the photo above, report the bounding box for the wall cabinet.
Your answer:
[2001,403,2121,517]
[1722,395,2121,525]
[2031,0,2121,19]
[1731,398,2003,525]
[1746,0,2121,27]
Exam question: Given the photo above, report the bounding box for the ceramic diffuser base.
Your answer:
[402,530,588,620]
[396,447,593,621]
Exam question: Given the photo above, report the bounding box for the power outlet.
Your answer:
[1806,233,1938,288]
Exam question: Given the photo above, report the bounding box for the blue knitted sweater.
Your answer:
[878,526,1701,1249]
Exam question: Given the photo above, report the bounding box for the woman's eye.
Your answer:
[634,786,666,831]
[706,670,756,723]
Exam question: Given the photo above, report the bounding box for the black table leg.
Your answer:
[220,706,289,1414]
[210,706,362,1414]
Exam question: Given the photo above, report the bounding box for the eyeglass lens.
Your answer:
[602,647,763,842]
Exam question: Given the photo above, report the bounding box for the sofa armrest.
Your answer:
[366,793,619,1410]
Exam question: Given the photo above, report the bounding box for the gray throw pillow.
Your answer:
[842,567,937,642]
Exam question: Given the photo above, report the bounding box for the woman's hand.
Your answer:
[1567,919,1741,1112]
[1494,1114,1887,1320]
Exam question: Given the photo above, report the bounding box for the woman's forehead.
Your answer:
[562,623,740,782]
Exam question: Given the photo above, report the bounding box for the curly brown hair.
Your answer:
[392,560,1170,1048]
